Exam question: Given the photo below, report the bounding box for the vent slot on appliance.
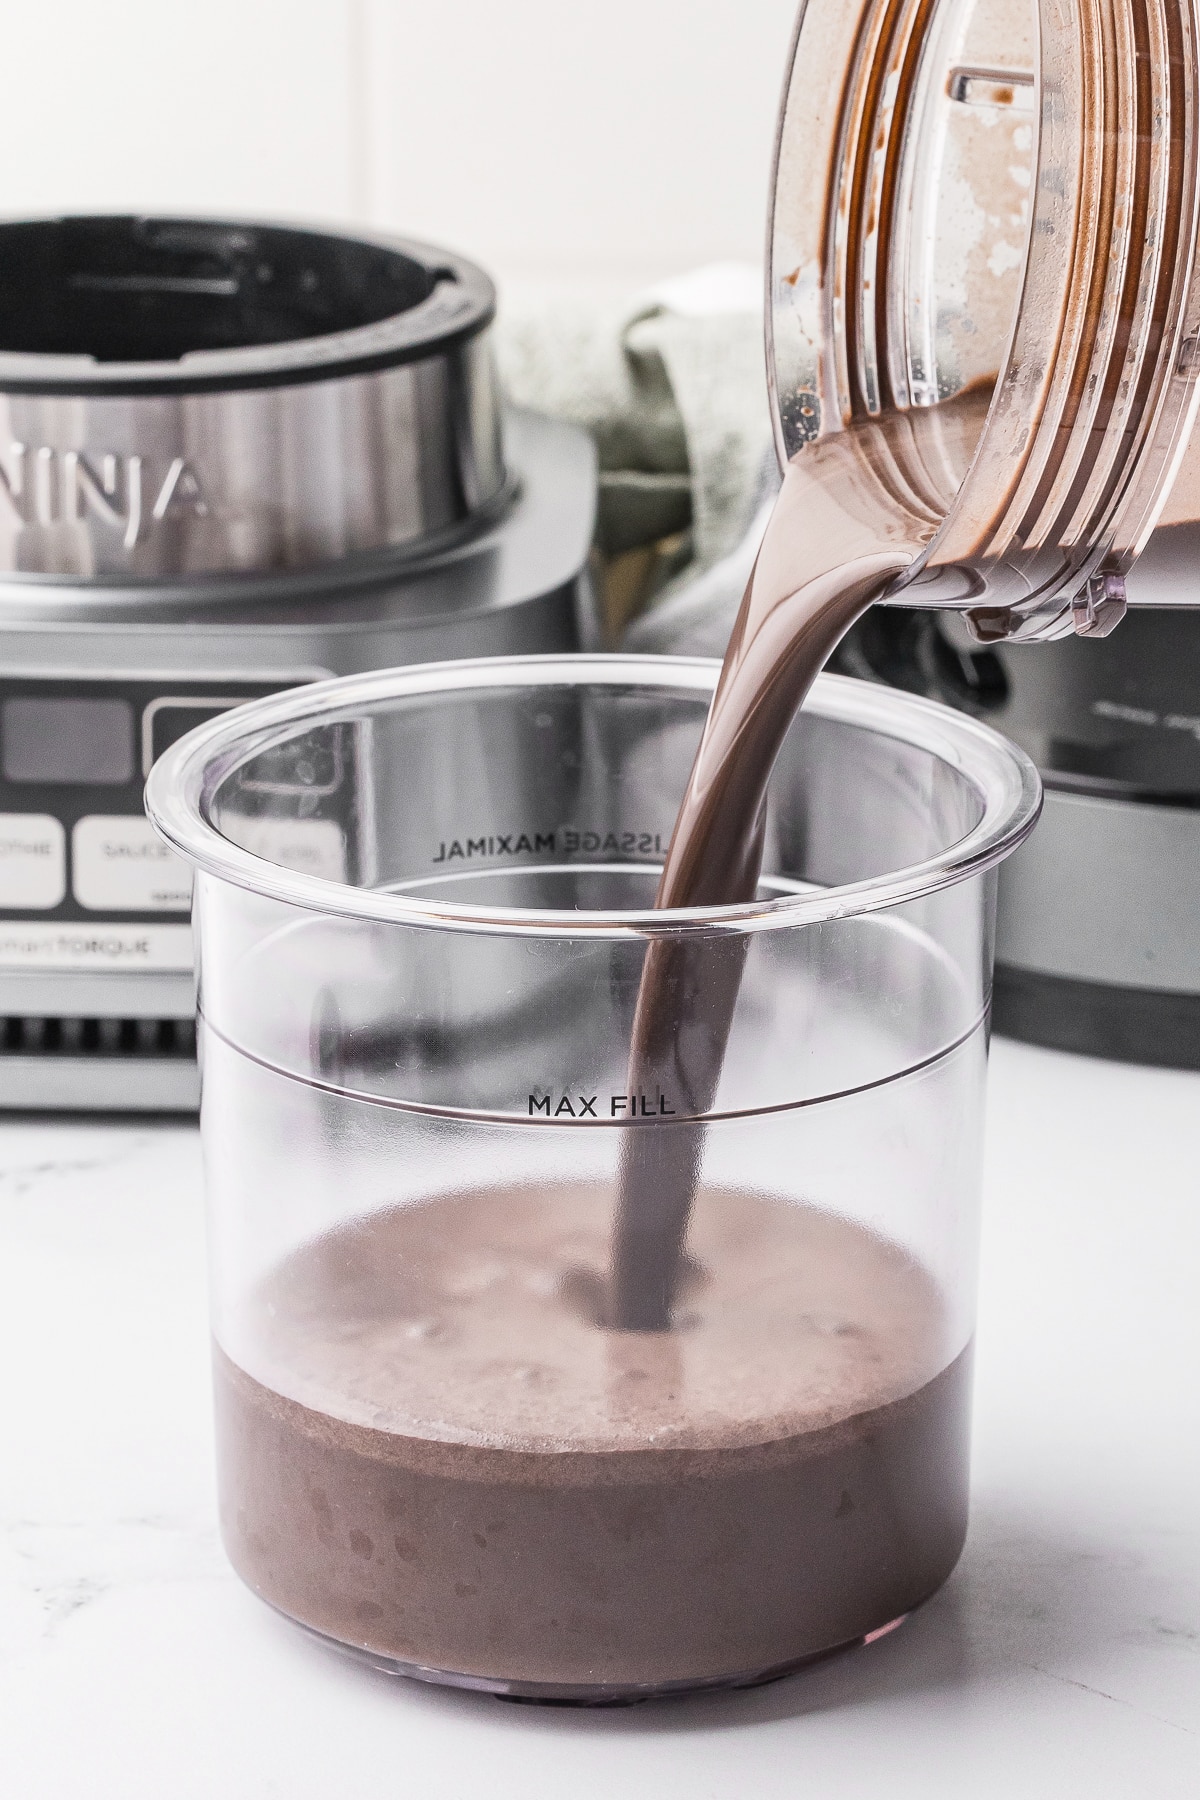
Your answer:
[0,1015,197,1059]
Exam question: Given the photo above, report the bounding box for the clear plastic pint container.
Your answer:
[146,654,1040,1701]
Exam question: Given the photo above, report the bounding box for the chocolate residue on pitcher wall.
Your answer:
[609,389,992,1329]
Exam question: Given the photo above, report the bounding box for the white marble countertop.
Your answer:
[1,1035,1197,1797]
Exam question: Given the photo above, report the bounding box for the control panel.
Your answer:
[0,675,288,974]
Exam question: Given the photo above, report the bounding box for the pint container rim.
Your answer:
[144,653,1043,940]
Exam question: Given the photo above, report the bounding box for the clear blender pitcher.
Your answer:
[770,0,1200,643]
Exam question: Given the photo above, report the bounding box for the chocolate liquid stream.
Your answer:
[611,394,990,1328]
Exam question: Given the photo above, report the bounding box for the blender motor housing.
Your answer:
[0,216,596,1111]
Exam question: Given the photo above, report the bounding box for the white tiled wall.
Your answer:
[0,0,798,289]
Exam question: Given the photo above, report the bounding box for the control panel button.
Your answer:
[0,813,67,908]
[2,697,134,785]
[142,695,265,777]
[72,815,192,912]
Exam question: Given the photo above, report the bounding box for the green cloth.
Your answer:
[496,265,773,595]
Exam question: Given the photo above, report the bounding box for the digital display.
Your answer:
[1,697,134,785]
[145,699,248,774]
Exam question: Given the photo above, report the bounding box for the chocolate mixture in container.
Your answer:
[216,1186,971,1694]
